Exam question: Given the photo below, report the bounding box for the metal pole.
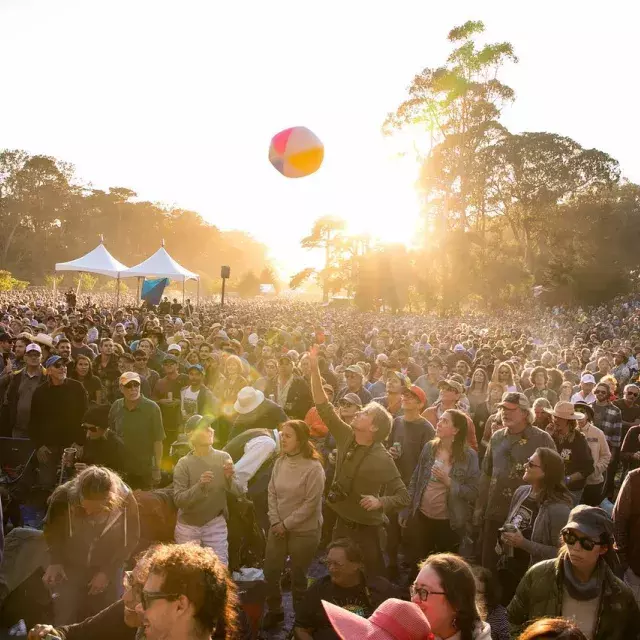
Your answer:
[221,277,226,307]
[196,278,200,310]
[116,275,121,309]
[182,279,186,305]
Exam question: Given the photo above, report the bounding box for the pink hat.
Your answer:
[322,598,434,640]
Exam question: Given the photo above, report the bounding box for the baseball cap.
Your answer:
[453,343,466,353]
[184,414,214,433]
[163,354,179,364]
[339,392,363,408]
[497,391,531,410]
[345,365,364,377]
[564,505,614,541]
[581,373,596,384]
[167,344,182,353]
[119,371,141,386]
[45,355,64,368]
[438,378,464,394]
[0,332,13,342]
[26,343,42,354]
[188,364,204,374]
[402,385,427,407]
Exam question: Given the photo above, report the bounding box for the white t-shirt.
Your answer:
[181,386,199,420]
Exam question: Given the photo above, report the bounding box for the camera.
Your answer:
[327,483,349,504]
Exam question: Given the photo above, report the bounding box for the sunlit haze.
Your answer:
[2,0,638,279]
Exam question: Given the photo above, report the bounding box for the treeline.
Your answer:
[0,150,274,293]
[293,21,640,313]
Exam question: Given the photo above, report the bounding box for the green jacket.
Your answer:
[507,557,640,640]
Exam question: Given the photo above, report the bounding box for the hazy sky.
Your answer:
[2,0,638,278]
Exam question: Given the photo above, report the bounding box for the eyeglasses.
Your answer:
[562,529,601,551]
[524,459,542,469]
[140,590,180,610]
[626,392,639,397]
[52,362,66,369]
[124,382,141,389]
[409,585,446,602]
[83,424,100,433]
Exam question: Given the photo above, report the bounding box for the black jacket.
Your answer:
[83,430,127,474]
[282,376,313,420]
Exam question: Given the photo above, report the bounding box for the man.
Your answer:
[3,343,45,438]
[254,358,278,399]
[615,383,640,444]
[593,381,623,500]
[11,335,30,372]
[132,348,160,393]
[414,356,445,407]
[276,355,313,420]
[229,386,287,441]
[613,467,640,605]
[75,404,126,474]
[109,371,165,489]
[180,364,216,424]
[422,379,477,450]
[474,391,555,572]
[93,338,120,403]
[612,351,631,388]
[386,385,435,576]
[309,346,409,578]
[396,347,423,382]
[29,355,88,488]
[69,325,95,361]
[136,543,237,640]
[55,337,74,366]
[153,355,189,450]
[173,416,242,566]
[334,364,372,406]
[144,329,167,374]
[523,366,558,405]
[116,352,153,399]
[571,373,597,404]
[0,332,13,358]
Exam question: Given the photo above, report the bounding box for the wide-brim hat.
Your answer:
[234,386,265,414]
[574,401,595,421]
[544,401,583,421]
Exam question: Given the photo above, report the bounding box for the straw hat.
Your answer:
[544,401,583,421]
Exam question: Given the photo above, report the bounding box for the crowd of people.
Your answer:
[0,290,640,639]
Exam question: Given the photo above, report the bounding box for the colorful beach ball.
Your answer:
[269,126,324,178]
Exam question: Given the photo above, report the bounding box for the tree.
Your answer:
[0,270,29,291]
[73,273,98,293]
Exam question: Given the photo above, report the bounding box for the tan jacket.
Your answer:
[578,421,611,485]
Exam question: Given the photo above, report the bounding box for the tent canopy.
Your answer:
[55,243,129,278]
[120,247,199,281]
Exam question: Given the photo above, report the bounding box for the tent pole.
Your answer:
[196,278,200,311]
[182,279,186,305]
[116,275,121,309]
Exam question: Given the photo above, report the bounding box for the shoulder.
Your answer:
[512,484,530,501]
[525,558,558,580]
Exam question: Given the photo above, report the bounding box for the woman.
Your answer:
[400,409,479,575]
[574,402,611,507]
[559,380,574,403]
[497,447,573,604]
[69,355,103,404]
[263,420,325,629]
[508,505,640,640]
[411,553,491,640]
[373,370,408,418]
[472,566,510,640]
[455,360,472,387]
[532,398,552,430]
[219,355,248,415]
[467,367,489,418]
[185,349,201,366]
[517,618,587,640]
[493,361,520,393]
[544,401,594,505]
[42,466,140,625]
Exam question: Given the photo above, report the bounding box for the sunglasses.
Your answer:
[562,529,601,551]
[140,590,180,610]
[124,381,141,389]
[84,425,100,433]
[626,391,639,397]
[52,362,66,369]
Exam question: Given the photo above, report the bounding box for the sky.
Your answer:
[2,0,639,279]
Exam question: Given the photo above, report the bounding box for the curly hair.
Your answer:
[517,617,587,639]
[146,543,238,639]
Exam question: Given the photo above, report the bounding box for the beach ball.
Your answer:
[269,126,324,178]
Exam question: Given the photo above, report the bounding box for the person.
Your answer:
[322,598,433,640]
[544,402,594,505]
[293,538,403,640]
[467,367,489,416]
[400,409,479,575]
[410,553,491,640]
[219,354,248,415]
[180,364,216,424]
[229,386,288,441]
[422,379,478,450]
[276,354,314,420]
[414,356,445,407]
[516,618,588,640]
[524,367,558,405]
[373,370,409,418]
[108,372,165,489]
[574,402,611,506]
[493,361,520,393]
[2,342,45,438]
[254,358,278,398]
[42,466,140,625]
[472,566,510,640]
[614,383,640,445]
[309,345,409,577]
[397,346,423,382]
[571,374,597,405]
[262,420,325,629]
[69,354,103,404]
[497,447,573,604]
[172,415,242,566]
[334,364,373,406]
[93,338,120,403]
[475,382,506,455]
[532,397,553,430]
[135,543,239,640]
[592,381,623,500]
[153,355,189,449]
[29,355,88,488]
[509,505,640,639]
[559,380,575,403]
[75,404,126,474]
[132,348,160,393]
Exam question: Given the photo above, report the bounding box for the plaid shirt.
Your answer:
[593,402,623,449]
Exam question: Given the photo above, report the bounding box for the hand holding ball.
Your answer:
[269,126,324,178]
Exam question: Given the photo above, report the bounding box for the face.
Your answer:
[138,341,152,356]
[582,381,595,394]
[58,342,71,359]
[533,372,546,386]
[489,386,503,403]
[85,423,106,441]
[561,382,573,396]
[570,358,580,371]
[122,568,145,627]
[199,345,211,359]
[500,405,525,429]
[137,572,181,640]
[189,425,214,448]
[265,361,277,378]
[262,346,272,359]
[401,392,421,413]
[345,371,362,389]
[436,411,458,439]
[101,340,114,356]
[280,423,301,455]
[122,380,141,402]
[455,362,468,376]
[188,369,203,387]
[564,527,607,573]
[338,401,359,422]
[299,357,311,376]
[411,565,455,636]
[352,407,376,436]
[81,495,109,517]
[326,547,361,587]
[76,358,90,376]
[134,353,148,369]
[226,359,239,375]
[14,340,27,358]
[498,366,510,380]
[278,360,294,378]
[48,360,67,383]
[625,388,640,403]
[163,361,178,376]
[440,385,459,404]
[523,452,544,483]
[386,375,403,394]
[25,349,41,367]
[595,386,609,401]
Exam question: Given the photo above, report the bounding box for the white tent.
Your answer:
[55,242,129,278]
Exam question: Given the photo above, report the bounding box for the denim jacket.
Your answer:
[401,441,480,533]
